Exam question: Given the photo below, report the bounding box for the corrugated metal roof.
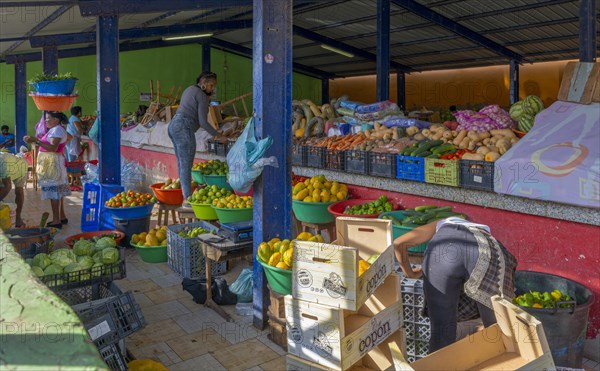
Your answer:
[0,0,594,76]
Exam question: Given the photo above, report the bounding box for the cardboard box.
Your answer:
[287,330,405,371]
[293,217,394,311]
[390,296,556,370]
[286,274,402,370]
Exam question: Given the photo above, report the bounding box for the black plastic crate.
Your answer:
[459,160,495,191]
[291,143,305,166]
[324,149,345,172]
[42,248,127,292]
[344,150,369,175]
[368,152,397,178]
[305,146,325,168]
[56,282,119,306]
[207,139,218,154]
[208,139,231,156]
[73,289,145,348]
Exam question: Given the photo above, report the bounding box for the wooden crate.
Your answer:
[557,62,600,104]
[267,311,287,351]
[394,296,556,370]
[269,286,286,319]
[292,217,394,311]
[286,329,405,371]
[286,274,402,370]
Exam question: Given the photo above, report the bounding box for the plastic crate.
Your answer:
[98,342,128,371]
[324,149,345,172]
[291,143,305,166]
[424,158,460,187]
[344,150,369,175]
[72,288,145,348]
[459,160,495,191]
[207,139,218,154]
[81,183,125,232]
[368,152,397,178]
[396,156,425,182]
[166,222,227,279]
[55,282,119,306]
[305,146,325,168]
[400,275,431,362]
[42,248,127,292]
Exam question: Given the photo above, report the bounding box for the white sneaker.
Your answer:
[181,202,193,209]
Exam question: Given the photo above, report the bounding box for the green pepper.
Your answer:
[384,203,393,212]
[516,297,530,307]
[524,293,534,306]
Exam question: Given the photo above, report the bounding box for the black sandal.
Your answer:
[46,222,63,229]
[61,218,69,225]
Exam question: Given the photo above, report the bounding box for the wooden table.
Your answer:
[198,234,253,322]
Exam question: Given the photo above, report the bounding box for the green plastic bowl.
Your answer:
[204,174,232,190]
[257,256,292,295]
[213,206,253,223]
[292,200,335,224]
[132,243,168,263]
[191,170,205,184]
[190,202,218,220]
[379,210,429,254]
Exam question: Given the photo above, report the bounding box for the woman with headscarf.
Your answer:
[23,111,71,228]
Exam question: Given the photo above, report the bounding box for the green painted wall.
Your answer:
[0,44,321,136]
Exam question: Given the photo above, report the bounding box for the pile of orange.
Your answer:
[106,190,156,208]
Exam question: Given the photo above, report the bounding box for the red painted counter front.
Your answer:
[122,144,600,338]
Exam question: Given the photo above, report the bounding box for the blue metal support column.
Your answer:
[14,63,27,153]
[322,78,329,104]
[509,60,520,105]
[396,70,406,112]
[42,46,58,75]
[376,0,390,101]
[579,0,597,62]
[97,15,121,185]
[252,0,293,330]
[202,43,211,72]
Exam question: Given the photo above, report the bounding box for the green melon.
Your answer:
[523,95,544,115]
[509,101,525,120]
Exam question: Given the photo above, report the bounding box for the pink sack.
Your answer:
[35,115,47,139]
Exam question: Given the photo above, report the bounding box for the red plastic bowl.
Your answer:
[327,199,398,218]
[65,230,125,247]
[151,183,184,205]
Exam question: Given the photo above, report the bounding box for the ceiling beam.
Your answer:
[0,1,74,6]
[293,26,413,72]
[29,20,251,47]
[208,37,336,79]
[391,0,523,61]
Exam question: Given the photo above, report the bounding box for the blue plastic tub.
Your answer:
[105,203,155,220]
[31,78,78,95]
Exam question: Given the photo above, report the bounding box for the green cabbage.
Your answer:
[73,239,95,256]
[31,266,44,277]
[92,252,103,264]
[32,253,51,270]
[101,247,120,264]
[43,264,64,276]
[77,255,95,270]
[95,237,117,250]
[50,249,76,267]
[64,263,83,282]
[25,258,34,266]
[91,262,104,277]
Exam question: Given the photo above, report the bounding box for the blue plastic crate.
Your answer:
[396,156,425,182]
[81,183,125,232]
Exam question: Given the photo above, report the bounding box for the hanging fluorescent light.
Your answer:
[320,44,354,58]
[162,33,213,41]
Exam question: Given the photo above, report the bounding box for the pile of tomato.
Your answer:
[439,149,476,160]
[106,190,156,208]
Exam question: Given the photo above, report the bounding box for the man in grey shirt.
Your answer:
[168,71,226,206]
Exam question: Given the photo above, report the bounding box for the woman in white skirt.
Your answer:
[24,111,71,228]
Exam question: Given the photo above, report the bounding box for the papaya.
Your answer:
[283,248,293,268]
[276,261,290,270]
[315,234,324,243]
[268,252,282,267]
[257,242,273,263]
[268,238,281,247]
[279,240,291,255]
[296,232,313,241]
[295,189,309,201]
[272,241,282,253]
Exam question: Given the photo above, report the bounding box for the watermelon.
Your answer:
[523,95,544,115]
[518,113,534,132]
[509,101,525,120]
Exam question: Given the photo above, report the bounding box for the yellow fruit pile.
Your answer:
[292,175,348,203]
[212,194,253,209]
[257,231,325,270]
[131,226,168,247]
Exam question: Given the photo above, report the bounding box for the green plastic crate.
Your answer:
[424,158,459,187]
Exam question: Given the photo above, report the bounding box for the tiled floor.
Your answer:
[9,185,600,371]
